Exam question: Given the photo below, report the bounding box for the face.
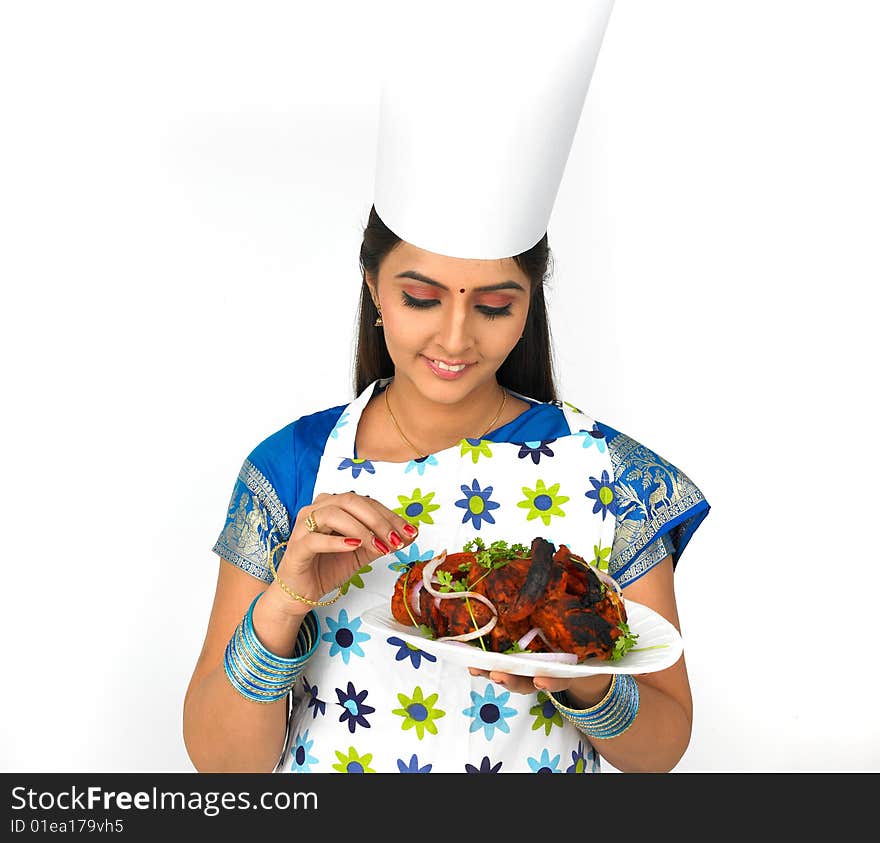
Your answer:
[366,240,531,403]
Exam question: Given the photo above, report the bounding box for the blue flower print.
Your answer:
[585,469,619,521]
[455,479,501,530]
[397,753,432,773]
[288,728,318,773]
[322,609,370,664]
[528,748,562,773]
[405,454,438,476]
[567,740,590,773]
[387,636,437,669]
[330,411,349,440]
[516,439,556,464]
[338,457,376,479]
[465,756,503,773]
[388,541,436,573]
[462,684,518,740]
[335,682,375,733]
[303,676,326,718]
[573,423,607,453]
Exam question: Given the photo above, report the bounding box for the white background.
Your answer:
[2,1,878,773]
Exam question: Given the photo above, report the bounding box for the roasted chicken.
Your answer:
[391,536,631,662]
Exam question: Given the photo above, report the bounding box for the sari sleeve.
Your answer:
[211,433,295,584]
[596,422,711,588]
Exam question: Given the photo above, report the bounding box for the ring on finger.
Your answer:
[305,511,320,533]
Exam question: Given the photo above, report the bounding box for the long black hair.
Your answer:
[353,205,558,402]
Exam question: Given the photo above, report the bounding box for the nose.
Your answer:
[435,298,475,357]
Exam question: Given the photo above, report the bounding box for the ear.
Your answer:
[364,273,378,305]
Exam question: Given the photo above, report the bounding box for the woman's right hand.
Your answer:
[272,491,418,614]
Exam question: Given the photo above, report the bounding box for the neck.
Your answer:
[384,374,506,455]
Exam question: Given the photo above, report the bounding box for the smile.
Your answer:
[421,355,475,379]
[432,360,466,371]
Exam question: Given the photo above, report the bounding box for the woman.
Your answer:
[182,206,711,773]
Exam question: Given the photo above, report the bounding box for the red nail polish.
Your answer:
[344,538,362,546]
[389,531,403,548]
[372,536,390,554]
[403,524,417,536]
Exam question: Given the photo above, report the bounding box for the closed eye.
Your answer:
[477,304,512,320]
[401,291,439,309]
[401,291,512,320]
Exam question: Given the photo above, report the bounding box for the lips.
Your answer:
[422,355,474,368]
[422,355,475,379]
[433,361,466,372]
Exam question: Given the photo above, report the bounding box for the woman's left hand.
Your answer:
[467,666,611,701]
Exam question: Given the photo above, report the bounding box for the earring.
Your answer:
[374,303,383,327]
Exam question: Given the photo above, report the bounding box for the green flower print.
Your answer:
[530,691,564,736]
[592,540,612,572]
[340,562,373,595]
[460,438,493,464]
[517,479,569,526]
[394,488,441,527]
[392,686,446,739]
[332,746,375,773]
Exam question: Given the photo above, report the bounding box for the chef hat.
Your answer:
[372,0,614,260]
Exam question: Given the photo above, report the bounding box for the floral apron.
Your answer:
[277,378,616,773]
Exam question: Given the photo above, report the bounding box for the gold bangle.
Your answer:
[547,675,617,715]
[271,565,342,607]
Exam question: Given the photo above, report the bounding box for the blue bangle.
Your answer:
[230,631,299,689]
[225,618,314,702]
[223,641,292,702]
[241,596,318,666]
[223,595,319,704]
[548,674,640,739]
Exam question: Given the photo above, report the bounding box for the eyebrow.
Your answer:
[393,270,526,293]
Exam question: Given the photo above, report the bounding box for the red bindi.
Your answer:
[459,288,465,293]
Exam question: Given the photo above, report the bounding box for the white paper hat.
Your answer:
[373,0,614,260]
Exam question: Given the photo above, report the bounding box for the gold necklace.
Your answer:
[385,382,508,460]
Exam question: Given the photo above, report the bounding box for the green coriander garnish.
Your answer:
[609,620,639,662]
[462,538,529,570]
[401,568,419,628]
[435,569,468,593]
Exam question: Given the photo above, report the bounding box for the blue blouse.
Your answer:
[212,389,710,589]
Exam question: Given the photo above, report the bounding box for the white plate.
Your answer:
[360,600,683,679]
